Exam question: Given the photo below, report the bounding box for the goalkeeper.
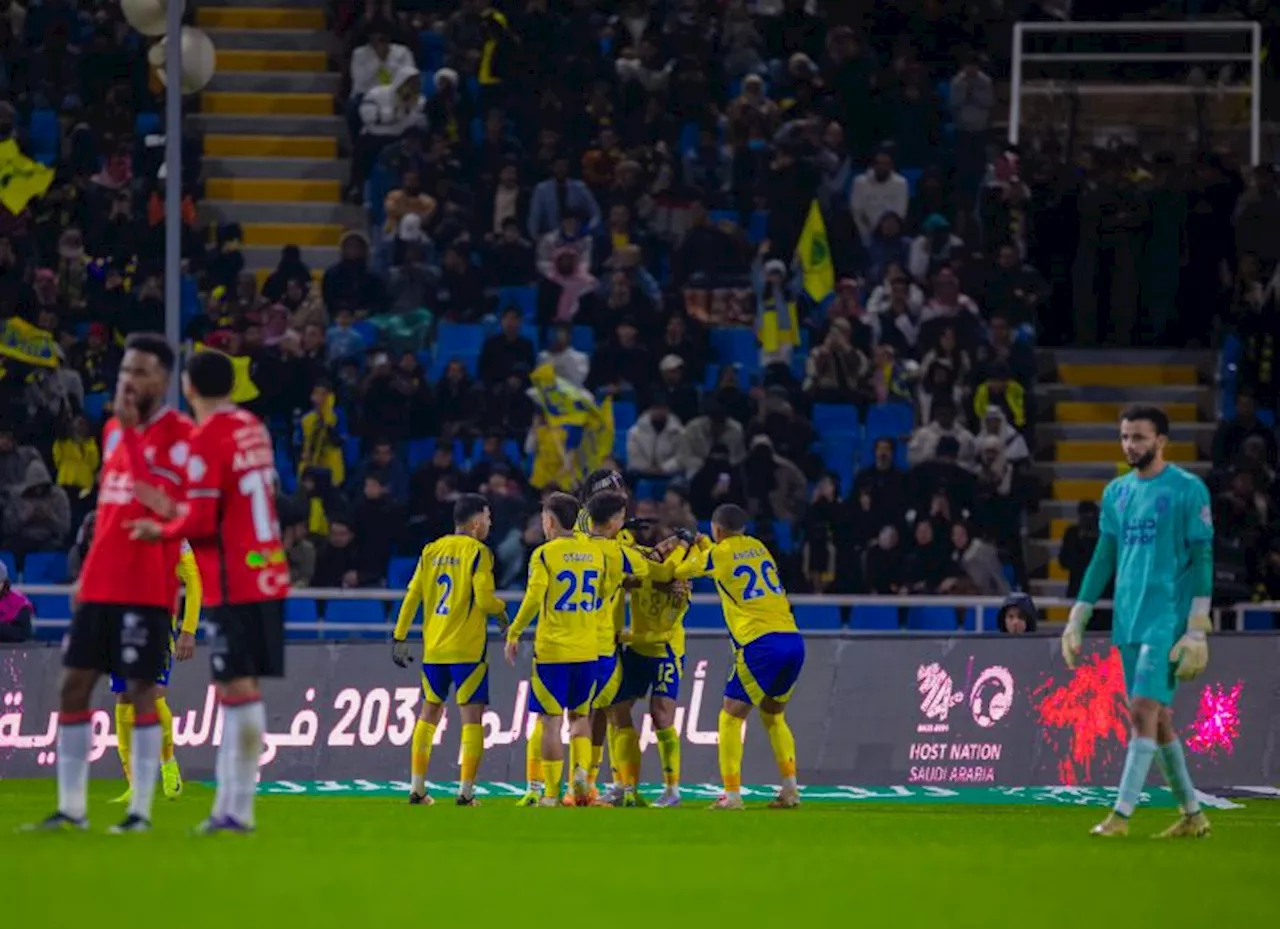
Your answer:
[1061,406,1214,839]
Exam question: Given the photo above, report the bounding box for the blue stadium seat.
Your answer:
[343,436,362,472]
[1260,410,1276,427]
[684,603,723,629]
[702,363,751,391]
[613,400,637,432]
[284,598,320,640]
[435,322,486,357]
[83,391,109,424]
[134,112,160,139]
[865,403,914,467]
[790,350,807,382]
[770,520,793,554]
[819,436,858,493]
[691,577,716,596]
[678,121,701,157]
[30,594,72,622]
[1243,611,1275,631]
[901,167,923,197]
[352,319,379,347]
[418,31,446,72]
[23,552,67,584]
[388,557,417,589]
[497,285,537,319]
[812,403,859,436]
[710,328,759,371]
[571,325,594,354]
[849,605,901,631]
[0,551,16,580]
[795,605,843,630]
[407,437,437,468]
[431,352,479,381]
[710,209,739,227]
[28,109,58,165]
[181,276,201,328]
[324,600,387,639]
[697,520,712,535]
[747,210,770,244]
[634,478,668,501]
[907,606,960,632]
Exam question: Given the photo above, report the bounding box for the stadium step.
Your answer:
[202,200,356,225]
[216,49,329,72]
[188,113,344,135]
[203,134,337,159]
[241,223,344,247]
[1037,460,1210,482]
[1052,439,1198,463]
[205,178,341,203]
[243,245,339,269]
[1035,421,1214,448]
[1052,400,1200,423]
[195,7,327,30]
[208,71,342,94]
[1056,363,1199,387]
[202,91,334,116]
[204,28,331,51]
[201,156,350,181]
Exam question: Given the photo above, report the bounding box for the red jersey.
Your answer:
[159,406,290,606]
[79,408,194,609]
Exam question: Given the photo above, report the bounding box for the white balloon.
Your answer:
[122,0,185,37]
[149,28,218,95]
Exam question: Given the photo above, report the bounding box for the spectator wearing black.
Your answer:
[1059,501,1101,599]
[680,399,747,478]
[853,437,908,528]
[996,593,1038,635]
[973,313,1036,386]
[351,438,409,503]
[710,363,753,427]
[653,355,700,427]
[410,443,463,526]
[800,474,849,594]
[674,197,740,286]
[479,306,536,386]
[803,317,867,404]
[862,524,905,595]
[357,351,416,442]
[1213,389,1278,469]
[351,472,404,585]
[657,314,706,384]
[468,432,522,493]
[436,245,486,322]
[435,359,485,439]
[741,434,808,526]
[589,319,653,394]
[689,442,747,520]
[483,363,535,439]
[984,244,1049,327]
[902,518,959,594]
[485,468,529,588]
[911,435,978,515]
[323,232,386,313]
[312,518,377,589]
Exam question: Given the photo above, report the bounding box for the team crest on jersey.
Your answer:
[1155,495,1170,514]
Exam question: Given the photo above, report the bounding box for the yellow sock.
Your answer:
[541,759,563,798]
[718,710,743,794]
[615,725,642,788]
[656,727,681,789]
[460,723,484,786]
[760,711,797,782]
[115,702,134,783]
[588,744,604,788]
[527,718,544,785]
[570,736,593,783]
[410,719,437,791]
[156,697,175,764]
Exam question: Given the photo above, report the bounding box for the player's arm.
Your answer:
[1171,480,1215,680]
[1062,487,1119,668]
[673,544,717,581]
[505,550,548,662]
[391,554,426,667]
[176,544,202,635]
[472,548,508,628]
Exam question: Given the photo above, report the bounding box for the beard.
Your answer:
[1129,448,1157,471]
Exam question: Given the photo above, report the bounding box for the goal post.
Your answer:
[1009,20,1262,165]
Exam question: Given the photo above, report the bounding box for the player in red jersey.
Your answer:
[127,350,290,834]
[25,333,194,834]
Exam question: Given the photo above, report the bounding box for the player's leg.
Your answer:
[566,661,598,804]
[713,696,751,810]
[539,712,566,806]
[454,660,490,806]
[1154,705,1211,837]
[1093,643,1167,836]
[755,635,804,808]
[650,648,684,807]
[110,684,134,804]
[529,660,568,806]
[587,708,609,798]
[607,703,643,806]
[156,634,183,799]
[519,715,545,806]
[410,685,446,805]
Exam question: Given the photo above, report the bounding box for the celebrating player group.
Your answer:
[392,467,806,810]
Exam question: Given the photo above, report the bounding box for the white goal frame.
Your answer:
[1009,20,1263,165]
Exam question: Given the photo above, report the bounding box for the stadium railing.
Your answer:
[16,587,1275,638]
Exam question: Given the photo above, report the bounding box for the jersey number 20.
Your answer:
[733,560,782,600]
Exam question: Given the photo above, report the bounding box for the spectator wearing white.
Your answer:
[727,73,780,133]
[537,324,590,388]
[908,400,977,468]
[865,262,924,316]
[350,26,415,100]
[615,37,675,93]
[626,395,686,479]
[907,213,964,283]
[974,433,1014,500]
[536,209,592,278]
[850,147,909,246]
[950,51,995,192]
[978,405,1030,465]
[950,522,1009,596]
[680,398,747,478]
[355,66,425,195]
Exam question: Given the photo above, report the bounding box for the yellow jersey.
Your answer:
[674,534,797,646]
[508,536,613,662]
[579,532,648,655]
[628,543,693,658]
[175,541,201,635]
[393,534,505,663]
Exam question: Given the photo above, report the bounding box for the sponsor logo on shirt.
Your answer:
[1122,518,1157,546]
[98,470,134,506]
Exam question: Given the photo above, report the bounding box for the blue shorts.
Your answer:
[618,644,684,702]
[1118,641,1177,707]
[109,629,175,694]
[725,632,805,707]
[421,660,490,705]
[530,659,596,716]
[591,650,623,710]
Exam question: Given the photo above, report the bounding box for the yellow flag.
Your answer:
[0,318,60,368]
[795,199,834,302]
[192,343,259,403]
[0,139,55,216]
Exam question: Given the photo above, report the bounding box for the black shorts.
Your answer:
[207,600,286,683]
[64,603,172,684]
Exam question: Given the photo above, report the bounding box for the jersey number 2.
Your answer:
[434,574,453,615]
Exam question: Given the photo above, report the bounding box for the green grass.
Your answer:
[5,780,1279,927]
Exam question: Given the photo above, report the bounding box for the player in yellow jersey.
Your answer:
[506,492,617,806]
[673,504,804,810]
[392,494,508,806]
[109,540,201,805]
[613,522,697,807]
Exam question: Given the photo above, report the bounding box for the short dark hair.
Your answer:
[581,468,625,502]
[185,350,235,399]
[586,490,627,528]
[712,503,748,534]
[453,493,490,527]
[124,332,175,373]
[544,491,579,531]
[1119,404,1169,436]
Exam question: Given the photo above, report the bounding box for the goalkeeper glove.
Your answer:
[391,639,414,668]
[1061,602,1091,670]
[673,527,697,546]
[1170,613,1211,681]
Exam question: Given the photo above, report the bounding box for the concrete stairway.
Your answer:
[1029,349,1217,610]
[195,0,360,285]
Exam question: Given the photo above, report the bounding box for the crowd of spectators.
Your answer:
[1,1,1279,622]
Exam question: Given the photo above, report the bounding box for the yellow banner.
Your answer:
[0,317,60,368]
[795,199,834,302]
[193,343,260,403]
[0,139,55,216]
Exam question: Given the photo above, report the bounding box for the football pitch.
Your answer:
[4,780,1278,927]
